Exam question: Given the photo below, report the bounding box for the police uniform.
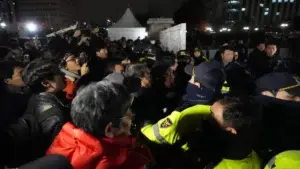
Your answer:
[264,151,300,169]
[141,105,261,169]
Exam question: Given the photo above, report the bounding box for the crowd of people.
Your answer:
[0,27,300,169]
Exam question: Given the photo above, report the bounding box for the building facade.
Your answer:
[16,0,75,29]
[224,0,300,27]
[0,0,16,23]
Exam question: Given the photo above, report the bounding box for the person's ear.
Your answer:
[261,91,275,97]
[225,127,237,135]
[104,122,114,138]
[4,78,11,84]
[41,80,51,88]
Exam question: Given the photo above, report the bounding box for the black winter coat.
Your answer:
[5,92,70,167]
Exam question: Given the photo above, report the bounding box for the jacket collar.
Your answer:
[63,122,136,149]
[60,68,80,81]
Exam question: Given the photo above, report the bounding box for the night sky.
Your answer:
[76,0,188,24]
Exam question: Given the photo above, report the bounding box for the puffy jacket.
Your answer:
[6,92,70,167]
[47,122,154,169]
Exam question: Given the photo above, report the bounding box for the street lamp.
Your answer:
[107,19,111,23]
[205,27,213,32]
[0,22,6,28]
[254,28,259,31]
[280,23,289,28]
[26,22,38,32]
[243,26,250,30]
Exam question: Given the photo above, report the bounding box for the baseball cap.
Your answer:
[184,60,225,91]
[194,47,201,52]
[177,50,189,57]
[256,72,300,96]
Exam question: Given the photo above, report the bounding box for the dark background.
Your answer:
[75,0,188,24]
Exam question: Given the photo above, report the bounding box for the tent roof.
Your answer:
[111,8,142,28]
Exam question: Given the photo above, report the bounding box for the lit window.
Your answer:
[278,0,282,2]
[229,9,238,12]
[228,1,240,4]
[272,0,276,2]
[264,11,269,15]
[242,8,246,11]
[260,3,264,7]
[284,0,288,2]
[265,8,269,11]
[290,0,294,2]
[276,12,280,15]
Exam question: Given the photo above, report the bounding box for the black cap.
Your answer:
[185,60,225,91]
[256,72,300,96]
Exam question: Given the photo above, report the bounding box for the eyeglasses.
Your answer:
[65,57,77,63]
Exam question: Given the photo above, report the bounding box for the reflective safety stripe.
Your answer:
[267,156,276,169]
[153,123,168,144]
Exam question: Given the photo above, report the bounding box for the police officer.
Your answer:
[192,47,209,66]
[141,97,261,169]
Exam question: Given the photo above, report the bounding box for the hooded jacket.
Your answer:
[47,122,153,169]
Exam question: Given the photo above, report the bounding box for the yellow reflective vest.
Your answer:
[141,105,211,147]
[222,81,230,94]
[215,151,261,169]
[264,151,300,169]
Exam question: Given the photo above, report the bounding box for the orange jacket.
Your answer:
[47,122,153,169]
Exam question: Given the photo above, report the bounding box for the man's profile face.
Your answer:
[266,45,277,57]
[5,67,25,87]
[106,111,134,138]
[44,75,66,93]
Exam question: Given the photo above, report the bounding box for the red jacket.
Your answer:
[47,122,153,169]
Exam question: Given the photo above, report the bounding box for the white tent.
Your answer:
[111,8,142,28]
[108,8,146,40]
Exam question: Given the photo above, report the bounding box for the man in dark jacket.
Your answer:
[0,61,30,129]
[6,59,70,167]
[248,42,279,79]
[76,42,108,89]
[254,72,300,162]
